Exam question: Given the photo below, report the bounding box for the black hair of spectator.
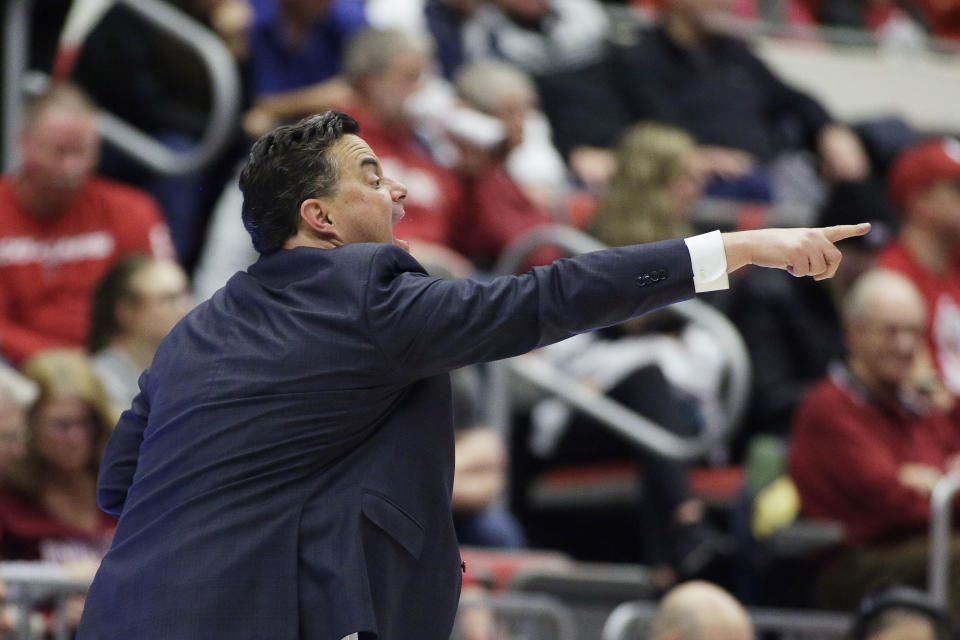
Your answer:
[849,585,955,640]
[239,111,360,254]
[88,254,155,354]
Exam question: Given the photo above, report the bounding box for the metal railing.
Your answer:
[489,225,751,461]
[3,0,240,175]
[1,562,94,640]
[928,472,960,607]
[455,592,578,640]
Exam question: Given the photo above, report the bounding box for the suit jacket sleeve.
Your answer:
[364,239,695,380]
[98,369,151,517]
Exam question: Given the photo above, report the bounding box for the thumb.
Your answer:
[822,222,872,243]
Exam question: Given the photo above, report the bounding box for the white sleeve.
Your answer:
[684,230,729,293]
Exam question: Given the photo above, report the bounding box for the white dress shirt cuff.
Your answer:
[684,230,729,293]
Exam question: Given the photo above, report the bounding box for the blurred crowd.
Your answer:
[2,0,960,635]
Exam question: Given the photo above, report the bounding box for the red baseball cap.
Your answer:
[888,138,960,210]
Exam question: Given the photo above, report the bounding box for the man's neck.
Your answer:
[848,358,899,399]
[11,175,73,220]
[902,224,956,277]
[283,232,339,251]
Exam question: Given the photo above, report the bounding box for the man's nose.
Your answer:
[388,177,407,201]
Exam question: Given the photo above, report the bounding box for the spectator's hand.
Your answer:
[695,145,754,180]
[817,124,870,182]
[898,463,942,494]
[243,106,278,140]
[908,347,954,412]
[453,428,508,511]
[722,223,871,279]
[66,594,86,629]
[568,146,616,193]
[945,453,960,475]
[209,0,254,60]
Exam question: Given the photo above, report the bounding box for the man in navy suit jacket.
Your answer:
[77,111,868,640]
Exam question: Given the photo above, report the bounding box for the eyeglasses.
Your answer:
[134,289,192,307]
[861,322,926,340]
[38,416,97,433]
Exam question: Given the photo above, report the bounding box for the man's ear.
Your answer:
[299,198,342,243]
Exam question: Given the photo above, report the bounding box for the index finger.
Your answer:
[822,222,872,243]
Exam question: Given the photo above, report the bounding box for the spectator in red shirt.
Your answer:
[339,27,473,276]
[878,138,960,394]
[0,83,174,365]
[790,268,960,614]
[450,59,559,270]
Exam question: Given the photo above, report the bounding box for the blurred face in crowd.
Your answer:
[18,106,100,214]
[846,276,928,390]
[33,395,98,474]
[119,259,193,347]
[0,396,27,471]
[493,89,534,150]
[911,181,960,241]
[363,50,427,125]
[667,152,709,219]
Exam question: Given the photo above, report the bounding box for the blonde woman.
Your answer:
[0,350,117,562]
[591,122,706,248]
[532,123,726,586]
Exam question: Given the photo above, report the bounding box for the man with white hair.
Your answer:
[790,269,960,614]
[648,580,754,640]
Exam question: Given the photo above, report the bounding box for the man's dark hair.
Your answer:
[239,111,360,254]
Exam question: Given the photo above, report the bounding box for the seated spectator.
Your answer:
[850,585,954,640]
[0,83,174,365]
[529,123,728,583]
[450,60,560,269]
[89,256,193,410]
[243,0,367,139]
[727,180,898,443]
[612,0,871,205]
[878,138,960,394]
[459,0,627,189]
[790,269,960,614]
[339,28,472,273]
[0,350,117,630]
[451,367,525,549]
[648,580,753,640]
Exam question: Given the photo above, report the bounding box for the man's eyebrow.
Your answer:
[360,157,381,173]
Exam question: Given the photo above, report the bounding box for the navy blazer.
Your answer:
[77,240,695,640]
